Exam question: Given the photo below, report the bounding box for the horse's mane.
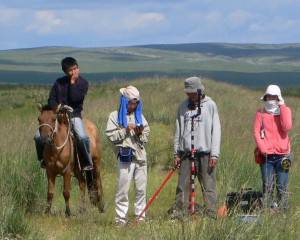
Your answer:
[42,104,54,111]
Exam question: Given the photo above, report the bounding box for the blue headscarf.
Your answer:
[117,94,143,127]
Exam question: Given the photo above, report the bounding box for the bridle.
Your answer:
[38,111,72,150]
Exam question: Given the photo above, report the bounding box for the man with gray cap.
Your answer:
[106,85,150,227]
[168,76,221,218]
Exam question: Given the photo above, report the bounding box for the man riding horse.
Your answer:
[34,57,93,171]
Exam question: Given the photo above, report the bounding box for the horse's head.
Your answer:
[37,103,59,145]
[37,103,73,145]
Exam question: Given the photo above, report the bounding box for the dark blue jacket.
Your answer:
[48,75,89,118]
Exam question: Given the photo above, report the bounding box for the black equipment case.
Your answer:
[226,188,263,215]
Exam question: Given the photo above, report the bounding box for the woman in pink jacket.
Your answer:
[254,85,292,210]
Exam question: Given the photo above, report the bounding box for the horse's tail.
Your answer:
[85,169,104,213]
[83,118,104,212]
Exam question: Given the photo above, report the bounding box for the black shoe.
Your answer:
[40,159,46,169]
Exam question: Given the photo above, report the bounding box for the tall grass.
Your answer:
[1,78,300,239]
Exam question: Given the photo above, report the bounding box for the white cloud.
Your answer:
[137,12,165,24]
[249,23,265,32]
[122,12,165,30]
[225,10,255,28]
[249,17,298,33]
[203,11,222,24]
[24,8,165,36]
[271,17,297,30]
[26,10,62,34]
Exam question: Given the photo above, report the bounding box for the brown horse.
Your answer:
[37,103,104,216]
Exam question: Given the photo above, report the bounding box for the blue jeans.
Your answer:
[260,154,290,209]
[71,117,93,168]
[34,117,93,167]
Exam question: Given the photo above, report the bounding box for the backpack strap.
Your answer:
[260,108,265,139]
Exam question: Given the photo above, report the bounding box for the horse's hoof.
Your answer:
[45,205,51,215]
[65,207,71,217]
[98,205,105,213]
[65,212,71,217]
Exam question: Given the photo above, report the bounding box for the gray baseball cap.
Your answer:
[184,76,205,93]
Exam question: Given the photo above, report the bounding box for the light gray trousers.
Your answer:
[115,159,147,223]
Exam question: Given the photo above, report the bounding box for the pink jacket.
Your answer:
[254,104,292,155]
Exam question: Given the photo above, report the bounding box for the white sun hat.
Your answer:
[261,85,282,101]
[119,85,140,100]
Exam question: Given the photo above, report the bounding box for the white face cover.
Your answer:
[265,100,280,115]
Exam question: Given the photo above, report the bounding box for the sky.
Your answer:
[0,0,300,50]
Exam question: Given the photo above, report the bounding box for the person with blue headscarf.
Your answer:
[106,85,150,227]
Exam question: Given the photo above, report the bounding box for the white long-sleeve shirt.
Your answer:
[106,111,150,165]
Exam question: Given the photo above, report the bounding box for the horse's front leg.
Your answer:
[46,173,56,215]
[63,172,72,217]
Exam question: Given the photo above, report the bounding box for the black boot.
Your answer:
[40,159,46,169]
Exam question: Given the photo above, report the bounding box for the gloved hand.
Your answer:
[278,96,285,105]
[61,105,74,112]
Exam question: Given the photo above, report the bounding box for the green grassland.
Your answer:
[1,43,300,86]
[1,77,300,239]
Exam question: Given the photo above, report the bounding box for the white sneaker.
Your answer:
[115,221,126,228]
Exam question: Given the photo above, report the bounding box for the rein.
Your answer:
[54,114,72,150]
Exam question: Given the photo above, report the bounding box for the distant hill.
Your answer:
[139,42,300,59]
[0,43,300,87]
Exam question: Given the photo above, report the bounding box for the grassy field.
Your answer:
[1,77,300,239]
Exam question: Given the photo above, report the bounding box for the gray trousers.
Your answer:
[172,153,217,212]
